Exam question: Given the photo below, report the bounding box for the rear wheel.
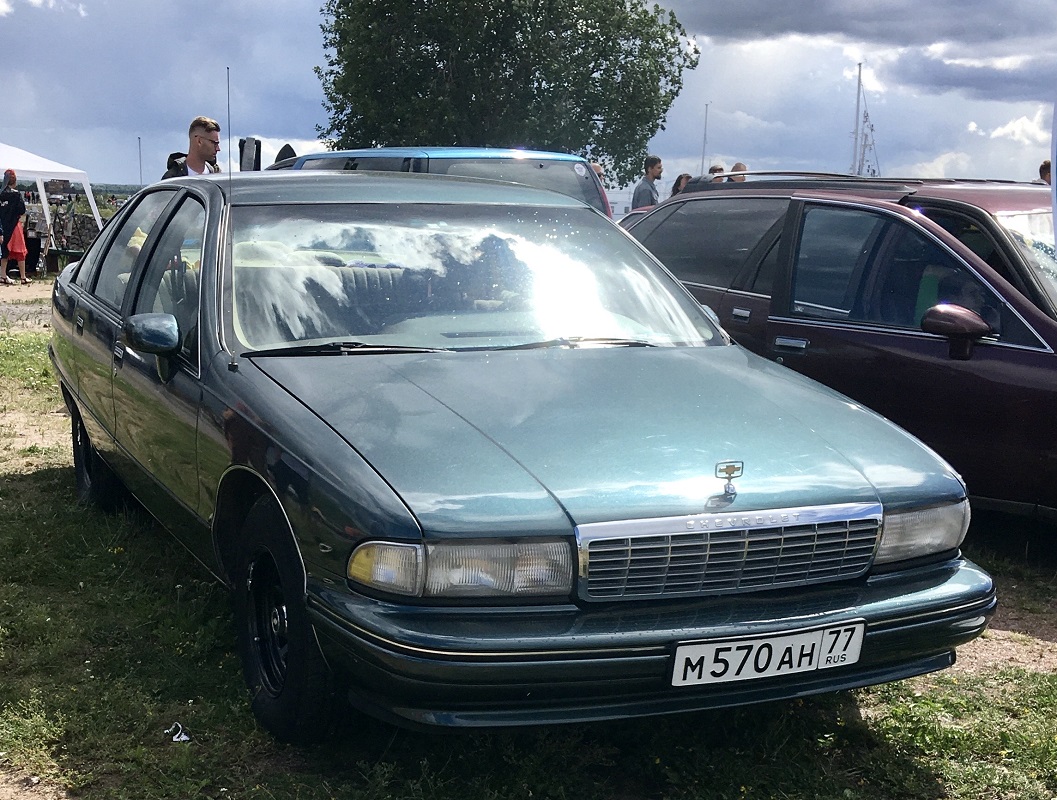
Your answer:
[234,497,335,743]
[71,413,121,512]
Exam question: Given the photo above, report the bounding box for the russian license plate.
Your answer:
[672,622,865,686]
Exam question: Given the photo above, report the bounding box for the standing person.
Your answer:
[1039,159,1051,185]
[631,155,663,208]
[670,173,691,197]
[0,169,28,285]
[729,162,748,182]
[162,116,222,179]
[708,164,726,182]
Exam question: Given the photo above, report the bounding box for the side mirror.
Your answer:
[122,313,181,356]
[700,304,732,344]
[920,304,992,360]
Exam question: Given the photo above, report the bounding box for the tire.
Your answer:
[234,497,335,743]
[71,413,121,512]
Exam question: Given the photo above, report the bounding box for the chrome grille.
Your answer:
[576,503,882,601]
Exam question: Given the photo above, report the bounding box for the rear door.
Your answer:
[760,197,1056,511]
[64,190,178,460]
[629,195,788,317]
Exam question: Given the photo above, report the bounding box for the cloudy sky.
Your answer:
[3,0,1055,192]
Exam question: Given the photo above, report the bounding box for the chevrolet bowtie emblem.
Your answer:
[715,461,743,499]
[716,461,744,480]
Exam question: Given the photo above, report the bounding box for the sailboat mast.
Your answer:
[850,62,862,174]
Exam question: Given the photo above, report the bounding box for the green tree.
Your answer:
[316,0,699,186]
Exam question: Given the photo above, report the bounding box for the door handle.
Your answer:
[730,307,751,322]
[75,314,84,334]
[774,336,808,350]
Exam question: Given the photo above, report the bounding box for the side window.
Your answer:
[791,206,886,319]
[71,224,112,289]
[926,258,1038,346]
[638,198,788,289]
[299,156,360,170]
[347,156,411,171]
[793,207,1038,345]
[132,198,206,362]
[917,207,1037,303]
[90,192,174,309]
[750,237,782,295]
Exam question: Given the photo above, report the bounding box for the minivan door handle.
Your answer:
[774,336,808,351]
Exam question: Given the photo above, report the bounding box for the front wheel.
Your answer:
[234,497,335,743]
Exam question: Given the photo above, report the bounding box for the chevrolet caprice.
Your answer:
[49,171,995,742]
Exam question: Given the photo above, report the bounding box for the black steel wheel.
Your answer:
[234,497,334,743]
[71,413,120,512]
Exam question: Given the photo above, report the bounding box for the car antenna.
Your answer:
[225,66,239,373]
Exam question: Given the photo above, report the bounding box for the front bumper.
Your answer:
[308,554,995,728]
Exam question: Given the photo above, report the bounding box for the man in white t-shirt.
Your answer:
[162,116,222,179]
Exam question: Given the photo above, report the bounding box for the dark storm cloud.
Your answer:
[664,0,1057,105]
[884,51,1057,104]
[667,0,1055,49]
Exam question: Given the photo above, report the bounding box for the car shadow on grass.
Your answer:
[315,682,945,799]
[0,464,951,799]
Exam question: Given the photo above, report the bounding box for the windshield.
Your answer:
[996,210,1057,306]
[226,204,718,352]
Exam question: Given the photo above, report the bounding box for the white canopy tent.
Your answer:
[0,141,103,249]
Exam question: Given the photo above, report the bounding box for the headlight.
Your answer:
[874,499,970,564]
[347,539,573,599]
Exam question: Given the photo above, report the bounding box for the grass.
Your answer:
[1,332,1056,799]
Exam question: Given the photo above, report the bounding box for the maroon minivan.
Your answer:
[627,176,1057,522]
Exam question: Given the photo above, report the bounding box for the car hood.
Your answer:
[253,346,963,534]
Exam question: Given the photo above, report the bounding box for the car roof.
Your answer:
[172,169,594,208]
[679,173,1053,215]
[293,147,591,163]
[899,181,1053,214]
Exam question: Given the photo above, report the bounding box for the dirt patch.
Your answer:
[0,277,53,330]
[0,771,71,800]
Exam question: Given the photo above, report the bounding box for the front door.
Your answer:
[764,201,1055,511]
[112,196,208,548]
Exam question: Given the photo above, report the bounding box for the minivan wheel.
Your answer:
[234,497,334,743]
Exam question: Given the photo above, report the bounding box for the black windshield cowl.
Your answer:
[243,341,451,357]
[493,337,659,351]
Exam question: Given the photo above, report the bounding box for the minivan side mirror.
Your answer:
[920,304,992,360]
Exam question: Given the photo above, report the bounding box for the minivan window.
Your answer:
[298,156,357,171]
[791,206,885,319]
[425,158,606,214]
[792,205,1039,345]
[635,198,788,289]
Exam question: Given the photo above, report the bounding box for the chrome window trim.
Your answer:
[767,314,1054,355]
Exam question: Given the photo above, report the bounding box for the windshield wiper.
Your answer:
[243,341,450,357]
[494,336,658,351]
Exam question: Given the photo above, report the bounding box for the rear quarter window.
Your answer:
[635,197,788,289]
